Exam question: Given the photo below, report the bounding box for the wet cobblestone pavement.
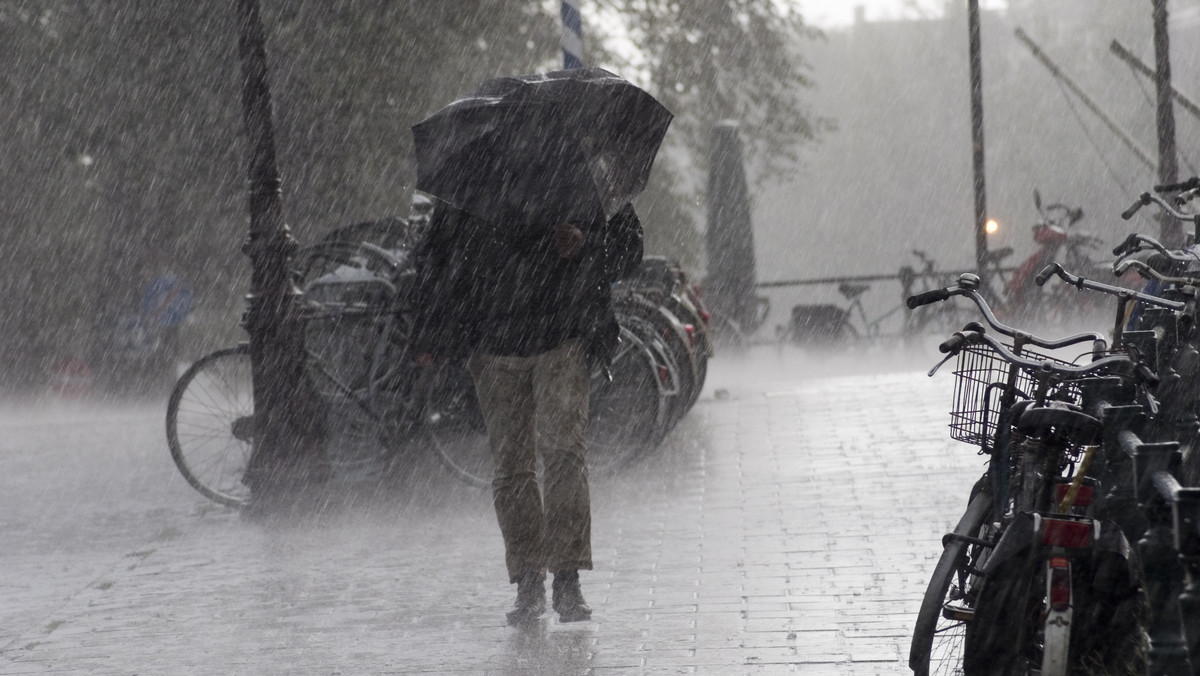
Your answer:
[1,346,984,674]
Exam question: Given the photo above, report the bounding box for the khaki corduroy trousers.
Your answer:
[467,338,592,582]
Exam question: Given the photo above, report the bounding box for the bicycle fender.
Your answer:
[980,512,1036,575]
[983,513,1141,580]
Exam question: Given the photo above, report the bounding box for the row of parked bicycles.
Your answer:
[907,177,1200,675]
[164,211,712,508]
[783,190,1120,349]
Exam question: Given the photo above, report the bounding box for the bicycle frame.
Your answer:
[908,277,1152,675]
[911,180,1200,674]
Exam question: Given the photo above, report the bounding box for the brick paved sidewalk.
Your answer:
[0,346,984,674]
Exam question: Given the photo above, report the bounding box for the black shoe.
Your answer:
[552,570,592,622]
[506,571,546,626]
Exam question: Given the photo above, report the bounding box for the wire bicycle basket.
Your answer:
[948,343,1083,447]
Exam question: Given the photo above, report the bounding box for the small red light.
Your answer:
[1042,518,1092,548]
[684,324,695,348]
[1048,559,1072,610]
[700,310,711,323]
[1055,483,1094,508]
[657,365,670,384]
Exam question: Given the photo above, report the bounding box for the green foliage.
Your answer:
[0,0,819,391]
[588,0,826,266]
[591,0,825,181]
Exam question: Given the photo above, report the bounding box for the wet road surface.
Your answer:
[0,345,982,674]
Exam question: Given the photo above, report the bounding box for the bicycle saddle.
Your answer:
[1016,402,1102,447]
[837,282,869,300]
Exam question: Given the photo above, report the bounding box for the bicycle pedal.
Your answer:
[941,604,974,623]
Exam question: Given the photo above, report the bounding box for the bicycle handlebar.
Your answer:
[1035,263,1186,311]
[905,288,951,308]
[1033,264,1057,287]
[938,330,973,354]
[944,329,1136,379]
[1113,233,1165,258]
[906,274,1107,349]
[1121,194,1147,220]
[1114,258,1200,288]
[1154,177,1200,193]
[1121,191,1200,224]
[1112,233,1200,267]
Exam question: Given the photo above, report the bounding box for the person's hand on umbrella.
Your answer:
[555,222,583,259]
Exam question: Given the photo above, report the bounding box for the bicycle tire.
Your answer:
[425,327,675,488]
[656,315,699,422]
[422,422,492,488]
[618,312,684,424]
[417,364,492,488]
[588,326,671,468]
[661,293,710,409]
[910,488,993,676]
[618,295,699,421]
[967,523,1147,675]
[165,345,254,508]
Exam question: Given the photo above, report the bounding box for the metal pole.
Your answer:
[968,0,988,288]
[1153,0,1183,245]
[1015,28,1157,172]
[235,0,313,498]
[561,0,583,69]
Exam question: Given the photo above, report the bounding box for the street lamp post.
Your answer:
[234,0,318,498]
[1152,0,1182,246]
[967,0,989,288]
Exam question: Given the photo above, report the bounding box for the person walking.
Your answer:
[409,199,642,626]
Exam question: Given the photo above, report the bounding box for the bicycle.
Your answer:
[1002,190,1109,328]
[901,250,969,339]
[784,251,950,348]
[906,273,1154,676]
[166,238,682,506]
[618,256,713,412]
[614,289,697,421]
[782,280,904,347]
[166,240,416,506]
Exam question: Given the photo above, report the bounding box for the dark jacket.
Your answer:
[408,202,643,369]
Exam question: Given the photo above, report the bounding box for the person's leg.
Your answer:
[532,338,593,621]
[469,351,546,624]
[469,351,544,579]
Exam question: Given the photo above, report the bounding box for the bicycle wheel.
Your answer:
[618,294,699,418]
[653,312,699,423]
[166,346,254,508]
[421,364,493,488]
[303,308,411,400]
[425,330,677,487]
[967,522,1147,676]
[617,311,684,426]
[588,326,671,470]
[661,292,709,409]
[910,487,993,676]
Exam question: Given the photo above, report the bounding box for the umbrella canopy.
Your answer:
[412,67,672,231]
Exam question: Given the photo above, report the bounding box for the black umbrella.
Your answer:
[412,67,672,230]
